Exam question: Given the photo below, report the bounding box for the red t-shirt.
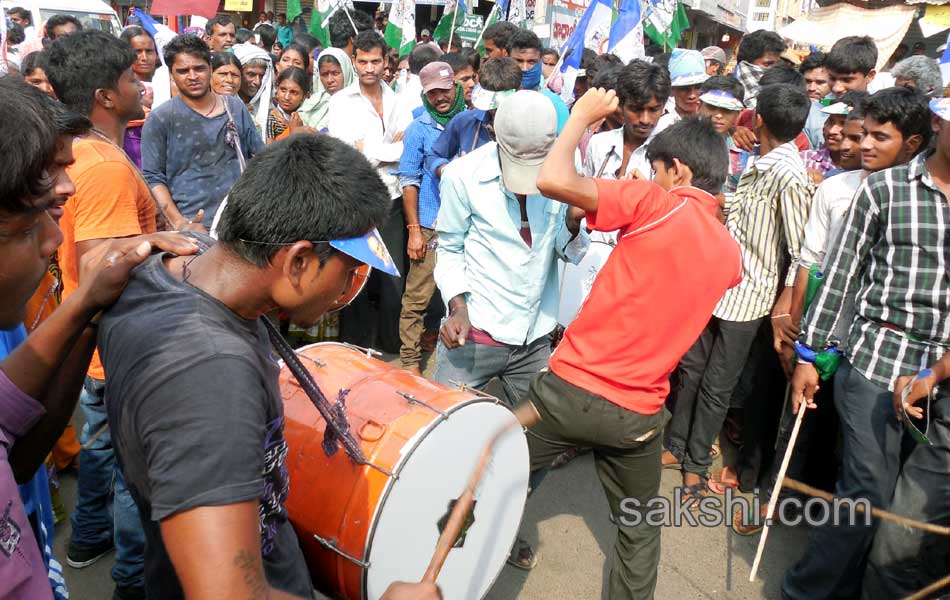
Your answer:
[549,179,742,415]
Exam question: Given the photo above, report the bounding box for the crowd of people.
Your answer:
[1,6,949,600]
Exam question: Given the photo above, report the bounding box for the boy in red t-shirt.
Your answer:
[527,87,742,598]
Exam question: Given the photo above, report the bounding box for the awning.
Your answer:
[778,3,917,70]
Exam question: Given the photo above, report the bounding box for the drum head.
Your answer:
[364,401,529,600]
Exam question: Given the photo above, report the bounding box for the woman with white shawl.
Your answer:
[297,47,355,132]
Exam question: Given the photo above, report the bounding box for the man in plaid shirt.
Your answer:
[784,95,948,600]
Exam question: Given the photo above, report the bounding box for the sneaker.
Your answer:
[112,585,146,600]
[66,538,114,568]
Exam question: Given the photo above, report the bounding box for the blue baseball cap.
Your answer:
[669,49,709,88]
[699,89,744,111]
[930,98,950,121]
[330,228,400,277]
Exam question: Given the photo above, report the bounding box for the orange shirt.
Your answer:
[59,137,157,380]
[549,179,742,415]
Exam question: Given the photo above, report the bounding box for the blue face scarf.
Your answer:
[521,61,542,90]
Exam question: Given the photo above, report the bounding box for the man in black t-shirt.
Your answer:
[99,134,441,600]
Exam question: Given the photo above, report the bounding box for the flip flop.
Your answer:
[506,537,539,571]
[680,477,712,512]
[708,467,740,495]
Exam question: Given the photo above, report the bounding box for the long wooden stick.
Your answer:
[905,572,950,600]
[750,385,803,582]
[472,4,498,48]
[422,401,541,583]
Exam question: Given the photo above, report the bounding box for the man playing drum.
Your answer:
[98,133,440,600]
[529,89,743,599]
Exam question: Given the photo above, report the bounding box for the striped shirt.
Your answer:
[802,152,950,391]
[715,141,813,322]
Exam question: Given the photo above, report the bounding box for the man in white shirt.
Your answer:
[655,49,707,134]
[329,30,412,353]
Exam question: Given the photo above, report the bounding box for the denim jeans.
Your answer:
[782,360,903,600]
[70,377,145,590]
[862,383,950,599]
[433,334,551,407]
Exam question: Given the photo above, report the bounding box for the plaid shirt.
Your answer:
[802,152,950,390]
[715,141,813,322]
[801,147,836,176]
[398,112,444,229]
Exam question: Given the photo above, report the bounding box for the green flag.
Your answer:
[433,0,466,42]
[385,0,416,56]
[287,0,302,23]
[643,0,689,48]
[308,0,335,47]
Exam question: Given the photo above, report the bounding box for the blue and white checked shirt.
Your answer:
[398,111,444,229]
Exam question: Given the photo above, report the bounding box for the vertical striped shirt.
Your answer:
[714,141,813,322]
[802,152,950,391]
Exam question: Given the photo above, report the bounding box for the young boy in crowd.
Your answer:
[665,84,813,504]
[801,51,831,149]
[785,87,936,600]
[532,88,742,600]
[656,49,708,132]
[826,35,877,99]
[698,75,746,196]
[801,90,870,182]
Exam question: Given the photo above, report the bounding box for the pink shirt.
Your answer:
[0,369,53,600]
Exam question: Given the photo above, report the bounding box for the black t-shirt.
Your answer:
[100,251,312,600]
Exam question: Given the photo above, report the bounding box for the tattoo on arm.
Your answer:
[234,549,268,599]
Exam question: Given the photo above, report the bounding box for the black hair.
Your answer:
[799,51,825,75]
[8,6,30,24]
[458,47,480,72]
[0,78,88,212]
[408,43,440,74]
[591,65,622,93]
[482,21,516,50]
[652,52,671,71]
[44,14,82,38]
[217,134,389,267]
[541,48,559,62]
[211,50,242,72]
[120,26,149,45]
[441,52,470,76]
[507,28,541,54]
[477,57,522,92]
[278,12,286,18]
[755,83,810,142]
[235,28,254,44]
[329,9,373,48]
[317,53,342,70]
[644,43,663,58]
[20,50,49,77]
[6,22,24,45]
[163,34,211,69]
[293,32,320,53]
[758,63,804,89]
[736,30,785,64]
[826,36,877,76]
[700,75,745,102]
[617,59,671,108]
[353,30,386,57]
[646,117,728,195]
[587,53,621,83]
[257,23,277,49]
[862,86,932,150]
[277,66,311,95]
[280,43,311,71]
[204,15,233,36]
[46,30,134,115]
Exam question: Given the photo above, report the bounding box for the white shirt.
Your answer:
[654,108,681,135]
[581,128,654,180]
[799,169,868,270]
[328,81,413,199]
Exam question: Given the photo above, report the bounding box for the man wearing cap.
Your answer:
[701,46,726,76]
[98,133,440,600]
[398,62,466,376]
[420,28,431,44]
[434,90,587,569]
[656,48,708,133]
[427,57,524,178]
[800,91,868,183]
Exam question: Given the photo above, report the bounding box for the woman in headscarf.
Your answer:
[231,42,275,135]
[296,47,354,132]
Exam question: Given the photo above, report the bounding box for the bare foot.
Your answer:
[662,449,681,468]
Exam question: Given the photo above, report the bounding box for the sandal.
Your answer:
[732,506,767,536]
[506,537,539,571]
[708,466,740,495]
[662,448,683,470]
[680,478,711,512]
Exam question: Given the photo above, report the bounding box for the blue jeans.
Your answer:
[782,359,903,600]
[433,334,551,407]
[70,377,145,590]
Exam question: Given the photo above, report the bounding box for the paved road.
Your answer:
[52,350,809,599]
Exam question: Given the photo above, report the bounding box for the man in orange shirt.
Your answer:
[46,30,158,600]
[531,90,742,598]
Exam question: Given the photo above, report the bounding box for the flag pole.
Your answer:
[448,2,459,50]
[340,2,359,35]
[473,3,498,47]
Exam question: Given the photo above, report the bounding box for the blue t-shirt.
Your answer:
[142,95,263,227]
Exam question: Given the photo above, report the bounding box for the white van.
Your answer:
[2,0,122,37]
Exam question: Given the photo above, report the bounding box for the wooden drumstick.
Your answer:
[422,401,541,584]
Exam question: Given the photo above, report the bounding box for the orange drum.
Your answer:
[280,343,529,600]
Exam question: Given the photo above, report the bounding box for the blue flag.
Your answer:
[608,0,644,63]
[559,0,613,102]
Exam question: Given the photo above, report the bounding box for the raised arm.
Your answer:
[537,88,619,213]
